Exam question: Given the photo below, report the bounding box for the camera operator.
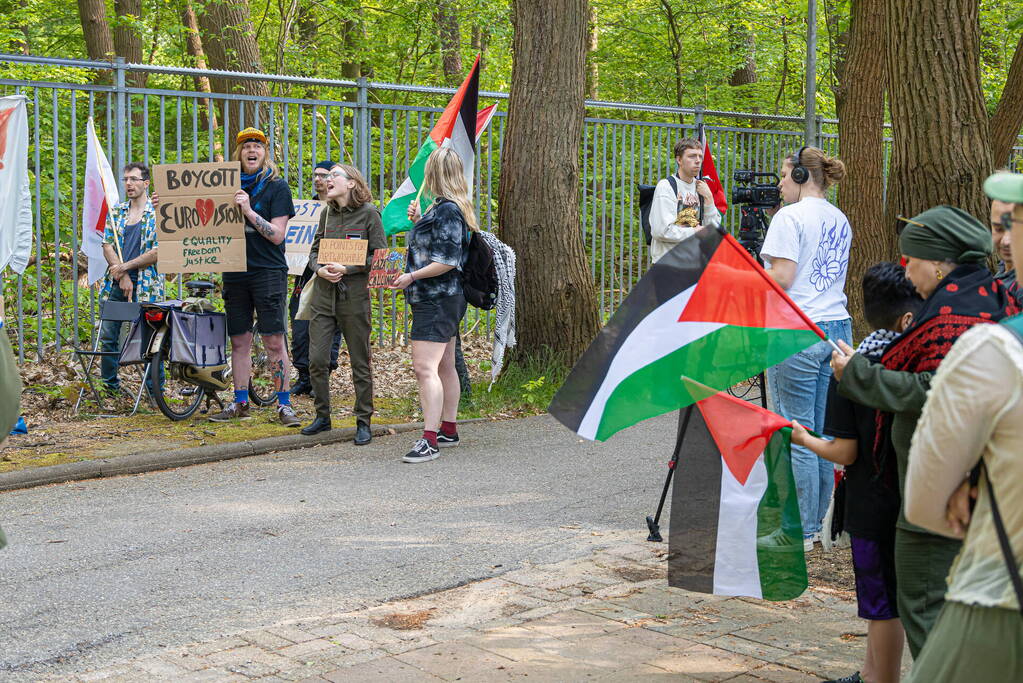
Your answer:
[760,146,852,552]
[649,138,721,263]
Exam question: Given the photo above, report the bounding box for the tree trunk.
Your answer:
[659,0,685,122]
[586,6,598,100]
[989,34,1023,168]
[77,0,114,61]
[435,0,462,86]
[340,1,364,80]
[182,0,223,161]
[499,0,600,363]
[197,0,270,145]
[113,0,146,87]
[470,24,489,72]
[836,0,890,339]
[884,0,992,230]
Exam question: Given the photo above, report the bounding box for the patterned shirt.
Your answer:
[100,199,164,303]
[406,199,468,304]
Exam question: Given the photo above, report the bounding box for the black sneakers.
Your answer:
[402,438,439,463]
[436,432,460,448]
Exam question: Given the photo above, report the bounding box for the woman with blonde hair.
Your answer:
[392,147,477,463]
[301,164,387,442]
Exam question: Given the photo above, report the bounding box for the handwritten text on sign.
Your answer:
[368,248,407,288]
[285,200,325,275]
[153,161,245,272]
[318,238,368,266]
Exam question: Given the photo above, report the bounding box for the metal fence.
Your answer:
[0,54,1018,361]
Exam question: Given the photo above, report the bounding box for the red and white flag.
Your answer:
[83,117,118,285]
[0,95,32,275]
[698,127,728,216]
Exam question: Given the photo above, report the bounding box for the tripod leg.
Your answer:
[647,404,695,542]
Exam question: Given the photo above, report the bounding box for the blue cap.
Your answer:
[314,160,336,171]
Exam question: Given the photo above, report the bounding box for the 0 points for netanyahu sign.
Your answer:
[153,161,245,273]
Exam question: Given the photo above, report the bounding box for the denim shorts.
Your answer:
[223,269,288,337]
[410,293,466,342]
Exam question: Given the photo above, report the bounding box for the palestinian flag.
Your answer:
[668,389,807,601]
[382,56,496,236]
[548,228,825,442]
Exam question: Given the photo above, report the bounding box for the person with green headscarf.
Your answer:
[829,204,1020,660]
[0,319,22,550]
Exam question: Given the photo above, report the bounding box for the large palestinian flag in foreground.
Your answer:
[669,389,807,600]
[548,228,825,441]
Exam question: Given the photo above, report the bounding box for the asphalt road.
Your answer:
[0,412,678,678]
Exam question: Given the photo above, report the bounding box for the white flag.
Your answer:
[83,117,119,285]
[0,95,32,274]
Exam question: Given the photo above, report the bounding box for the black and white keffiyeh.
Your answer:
[856,328,900,360]
[478,231,516,388]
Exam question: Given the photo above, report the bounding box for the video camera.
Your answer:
[730,170,781,258]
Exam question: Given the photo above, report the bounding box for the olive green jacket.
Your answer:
[305,201,387,315]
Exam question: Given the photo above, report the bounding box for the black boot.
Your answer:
[301,416,332,435]
[292,373,312,396]
[354,420,372,445]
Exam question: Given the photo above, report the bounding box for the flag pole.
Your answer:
[646,404,695,543]
[697,122,706,225]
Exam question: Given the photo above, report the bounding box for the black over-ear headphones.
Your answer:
[790,146,810,185]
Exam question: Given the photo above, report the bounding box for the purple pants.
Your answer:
[851,535,899,621]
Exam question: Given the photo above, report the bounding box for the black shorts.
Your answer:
[410,293,466,343]
[223,269,288,337]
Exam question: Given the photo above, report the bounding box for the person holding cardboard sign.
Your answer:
[212,127,299,426]
[301,164,386,441]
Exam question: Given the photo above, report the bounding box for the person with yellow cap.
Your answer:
[899,173,1023,680]
[208,127,299,426]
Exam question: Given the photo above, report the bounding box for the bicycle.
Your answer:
[134,280,278,420]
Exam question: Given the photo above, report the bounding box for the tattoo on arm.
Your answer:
[254,214,276,239]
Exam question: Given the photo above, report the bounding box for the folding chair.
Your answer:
[73,299,149,417]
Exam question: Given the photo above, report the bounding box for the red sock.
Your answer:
[423,430,438,447]
[440,421,457,436]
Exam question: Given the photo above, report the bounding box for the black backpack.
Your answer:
[462,231,498,310]
[638,176,678,246]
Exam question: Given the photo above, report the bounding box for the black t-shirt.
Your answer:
[823,377,900,540]
[228,177,295,278]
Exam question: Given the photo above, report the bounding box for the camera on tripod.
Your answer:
[731,170,781,258]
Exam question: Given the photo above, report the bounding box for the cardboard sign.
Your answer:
[318,238,368,266]
[153,161,245,273]
[368,248,408,288]
[285,200,325,275]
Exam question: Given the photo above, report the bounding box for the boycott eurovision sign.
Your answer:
[285,200,325,275]
[153,161,245,272]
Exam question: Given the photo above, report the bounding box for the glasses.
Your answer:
[313,172,330,179]
[329,170,349,179]
[123,177,146,183]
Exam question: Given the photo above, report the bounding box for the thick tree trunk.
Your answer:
[340,1,364,80]
[989,34,1023,168]
[182,1,223,161]
[113,0,146,87]
[197,0,270,144]
[499,0,600,363]
[77,0,114,61]
[884,0,992,228]
[435,0,462,86]
[836,0,891,338]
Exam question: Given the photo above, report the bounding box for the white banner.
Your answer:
[0,96,32,274]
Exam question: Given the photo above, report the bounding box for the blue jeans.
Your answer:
[768,317,851,538]
[99,283,131,389]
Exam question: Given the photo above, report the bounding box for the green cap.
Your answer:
[898,205,991,264]
[984,171,1023,203]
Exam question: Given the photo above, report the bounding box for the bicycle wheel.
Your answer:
[150,343,205,420]
[248,331,278,406]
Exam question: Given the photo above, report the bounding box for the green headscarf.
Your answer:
[899,205,992,264]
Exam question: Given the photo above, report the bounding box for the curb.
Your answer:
[0,417,493,493]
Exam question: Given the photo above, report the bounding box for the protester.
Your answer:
[99,162,162,394]
[791,262,922,683]
[0,317,21,550]
[760,146,852,552]
[290,160,342,397]
[648,137,721,263]
[988,170,1019,306]
[902,173,1023,681]
[210,127,298,425]
[831,205,1019,658]
[300,164,386,442]
[392,147,473,463]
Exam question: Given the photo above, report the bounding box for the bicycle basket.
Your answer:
[169,309,228,367]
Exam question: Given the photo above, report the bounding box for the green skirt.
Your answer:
[907,600,1023,681]
[894,527,961,658]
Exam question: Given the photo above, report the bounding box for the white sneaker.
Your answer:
[803,537,814,553]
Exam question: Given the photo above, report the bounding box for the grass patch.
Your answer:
[459,350,570,419]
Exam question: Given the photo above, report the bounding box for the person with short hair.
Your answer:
[208,127,298,426]
[791,262,923,683]
[648,137,721,263]
[99,162,162,393]
[988,170,1016,294]
[761,146,852,552]
[392,147,474,463]
[300,164,386,442]
[901,172,1023,681]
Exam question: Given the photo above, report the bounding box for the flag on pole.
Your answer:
[382,56,495,236]
[668,389,807,601]
[0,95,32,274]
[82,117,119,285]
[547,228,825,442]
[697,124,728,215]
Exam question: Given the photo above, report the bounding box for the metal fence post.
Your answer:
[356,77,369,176]
[693,105,705,134]
[814,114,824,148]
[114,57,127,193]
